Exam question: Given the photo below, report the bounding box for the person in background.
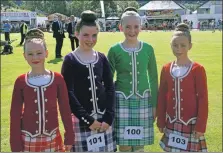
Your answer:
[67,15,79,51]
[19,20,28,46]
[3,19,12,41]
[52,15,65,58]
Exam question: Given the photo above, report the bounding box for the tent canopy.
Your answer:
[199,1,222,9]
[47,13,68,21]
[139,1,184,11]
[106,16,120,20]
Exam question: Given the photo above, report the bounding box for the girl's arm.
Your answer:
[194,65,208,133]
[61,56,95,127]
[101,54,115,126]
[57,74,74,145]
[147,47,158,108]
[157,66,168,129]
[107,47,116,78]
[10,77,24,152]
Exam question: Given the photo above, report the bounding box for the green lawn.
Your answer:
[1,31,222,152]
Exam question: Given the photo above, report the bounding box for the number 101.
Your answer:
[89,137,102,145]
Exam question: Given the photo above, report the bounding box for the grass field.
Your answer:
[1,31,222,152]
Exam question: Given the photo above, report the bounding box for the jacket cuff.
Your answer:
[79,115,95,127]
[157,118,166,128]
[194,123,206,133]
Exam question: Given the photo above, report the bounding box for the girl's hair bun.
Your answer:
[25,28,44,40]
[124,7,138,13]
[81,10,97,22]
[175,23,190,32]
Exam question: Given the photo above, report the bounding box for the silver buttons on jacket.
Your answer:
[34,100,37,103]
[82,117,88,124]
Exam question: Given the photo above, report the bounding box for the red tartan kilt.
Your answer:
[160,120,207,152]
[21,129,65,152]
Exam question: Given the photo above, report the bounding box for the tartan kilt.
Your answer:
[115,91,154,146]
[71,114,117,152]
[21,128,65,152]
[160,120,207,152]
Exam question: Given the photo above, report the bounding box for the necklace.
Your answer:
[28,74,50,79]
[75,50,96,63]
[122,42,140,52]
[28,70,50,79]
[124,47,139,52]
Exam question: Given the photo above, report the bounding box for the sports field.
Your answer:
[1,31,222,152]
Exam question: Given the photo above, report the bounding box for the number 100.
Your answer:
[127,129,141,135]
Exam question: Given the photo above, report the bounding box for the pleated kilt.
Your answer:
[160,120,207,152]
[115,91,154,146]
[71,114,117,152]
[21,128,65,152]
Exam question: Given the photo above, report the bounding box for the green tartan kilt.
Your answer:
[114,91,154,146]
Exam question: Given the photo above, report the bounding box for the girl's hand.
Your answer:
[99,122,110,132]
[89,120,101,131]
[65,145,72,152]
[194,131,204,139]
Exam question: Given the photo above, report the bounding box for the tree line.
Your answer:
[2,0,140,18]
